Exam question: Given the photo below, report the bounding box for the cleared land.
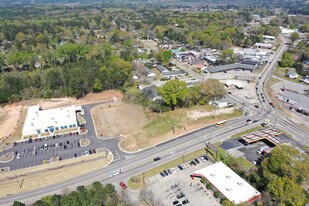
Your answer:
[0,149,112,197]
[92,102,149,138]
[119,105,242,152]
[273,66,303,84]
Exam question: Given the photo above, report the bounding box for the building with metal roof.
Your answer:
[192,162,261,204]
[207,63,256,73]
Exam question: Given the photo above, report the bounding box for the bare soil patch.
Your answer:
[79,138,90,147]
[0,150,113,197]
[92,102,149,138]
[0,152,14,163]
[0,90,123,150]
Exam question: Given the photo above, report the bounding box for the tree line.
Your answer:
[13,182,129,206]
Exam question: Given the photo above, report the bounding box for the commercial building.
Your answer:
[278,91,309,115]
[192,162,261,204]
[22,105,82,139]
[254,42,273,49]
[207,63,256,73]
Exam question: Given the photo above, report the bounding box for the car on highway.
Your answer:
[182,199,190,204]
[169,151,175,155]
[153,157,161,161]
[108,168,123,177]
[119,182,127,189]
[253,120,258,123]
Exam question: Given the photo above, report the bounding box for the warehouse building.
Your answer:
[22,105,82,139]
[192,162,261,205]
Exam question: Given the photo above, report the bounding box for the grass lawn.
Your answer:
[231,126,265,139]
[213,142,254,171]
[121,105,242,151]
[275,128,293,138]
[303,145,309,151]
[273,66,304,84]
[128,147,208,189]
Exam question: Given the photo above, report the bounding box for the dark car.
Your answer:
[160,172,165,177]
[74,153,77,158]
[190,161,197,166]
[182,199,190,204]
[154,157,161,161]
[177,192,185,199]
[227,92,232,94]
[64,145,67,150]
[254,105,259,108]
[178,165,184,170]
[194,158,200,164]
[252,120,258,123]
[167,169,172,174]
[173,200,179,205]
[89,150,92,154]
[77,142,81,147]
[93,149,96,154]
[163,170,168,176]
[66,140,70,145]
[59,142,63,147]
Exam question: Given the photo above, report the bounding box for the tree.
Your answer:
[158,79,190,109]
[279,52,294,67]
[92,77,103,92]
[199,79,227,103]
[155,49,173,65]
[267,177,307,205]
[222,199,234,206]
[139,188,155,206]
[13,201,26,206]
[290,32,300,44]
[0,52,4,70]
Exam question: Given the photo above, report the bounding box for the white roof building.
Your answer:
[192,162,261,204]
[22,105,79,138]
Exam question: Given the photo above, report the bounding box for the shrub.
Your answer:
[201,177,207,184]
[206,183,212,189]
[214,191,221,198]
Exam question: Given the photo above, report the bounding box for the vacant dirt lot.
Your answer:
[0,149,112,197]
[92,102,149,138]
[0,90,123,150]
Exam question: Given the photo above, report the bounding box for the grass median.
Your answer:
[128,147,208,190]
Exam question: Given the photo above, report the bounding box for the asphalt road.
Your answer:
[0,36,308,205]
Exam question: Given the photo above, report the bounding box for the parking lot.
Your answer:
[0,133,103,170]
[146,156,220,206]
[0,102,124,171]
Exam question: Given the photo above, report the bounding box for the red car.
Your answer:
[119,182,127,189]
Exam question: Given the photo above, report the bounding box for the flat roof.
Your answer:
[22,105,78,137]
[207,63,256,73]
[193,162,261,204]
[279,91,309,111]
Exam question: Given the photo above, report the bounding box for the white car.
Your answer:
[16,154,20,159]
[108,169,123,177]
[85,151,89,155]
[199,156,206,162]
[169,151,175,155]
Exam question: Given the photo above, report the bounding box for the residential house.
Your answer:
[286,70,299,79]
